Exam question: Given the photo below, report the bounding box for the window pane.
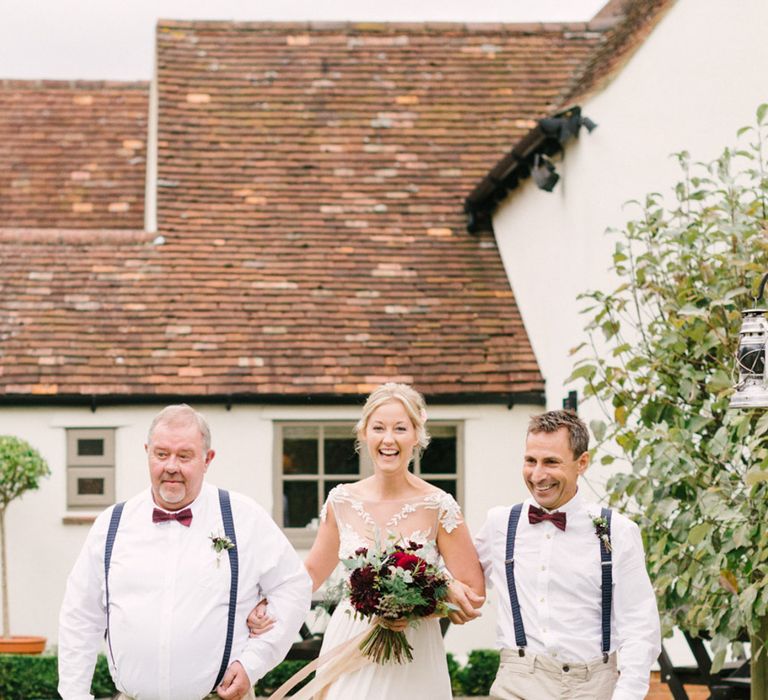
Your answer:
[324,479,357,500]
[425,479,457,499]
[325,438,358,475]
[420,436,456,474]
[77,477,105,495]
[283,438,318,475]
[77,438,105,457]
[283,482,318,528]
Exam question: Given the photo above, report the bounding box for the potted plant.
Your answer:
[0,435,50,654]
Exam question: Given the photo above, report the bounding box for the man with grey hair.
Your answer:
[58,404,312,700]
[454,410,660,699]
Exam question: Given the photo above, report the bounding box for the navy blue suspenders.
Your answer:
[599,507,613,662]
[104,501,125,670]
[213,488,239,692]
[503,504,527,655]
[504,503,613,661]
[104,489,239,692]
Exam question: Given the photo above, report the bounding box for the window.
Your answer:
[274,421,462,546]
[66,428,115,508]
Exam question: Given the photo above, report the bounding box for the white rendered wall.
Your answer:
[0,401,536,658]
[494,0,768,490]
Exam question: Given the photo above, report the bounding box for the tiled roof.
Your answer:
[0,21,608,401]
[0,80,148,229]
[557,0,677,106]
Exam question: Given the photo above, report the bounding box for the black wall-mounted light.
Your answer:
[562,390,578,413]
[531,154,559,192]
[731,272,768,408]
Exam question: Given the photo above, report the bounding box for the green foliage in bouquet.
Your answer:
[570,105,768,692]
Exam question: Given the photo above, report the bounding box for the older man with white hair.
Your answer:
[59,404,312,700]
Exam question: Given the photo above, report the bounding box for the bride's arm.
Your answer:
[248,503,341,636]
[304,503,341,592]
[437,521,486,623]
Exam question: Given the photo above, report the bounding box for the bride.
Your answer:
[250,382,485,698]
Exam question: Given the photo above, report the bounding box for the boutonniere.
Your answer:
[591,515,612,552]
[209,531,235,566]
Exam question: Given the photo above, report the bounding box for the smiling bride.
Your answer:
[250,382,485,699]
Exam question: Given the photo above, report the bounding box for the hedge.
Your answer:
[0,649,501,698]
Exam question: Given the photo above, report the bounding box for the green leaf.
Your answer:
[590,420,607,442]
[710,648,727,674]
[688,522,711,546]
[758,102,768,124]
[568,364,597,382]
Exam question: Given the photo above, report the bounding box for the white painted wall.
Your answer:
[494,0,768,490]
[0,401,537,658]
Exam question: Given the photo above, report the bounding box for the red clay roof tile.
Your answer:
[0,80,148,229]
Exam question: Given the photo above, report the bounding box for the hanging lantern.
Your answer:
[731,273,768,408]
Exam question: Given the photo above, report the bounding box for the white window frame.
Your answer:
[273,420,463,547]
[66,428,116,508]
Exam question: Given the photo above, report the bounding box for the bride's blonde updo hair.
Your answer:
[354,382,431,459]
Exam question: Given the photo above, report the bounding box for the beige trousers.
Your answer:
[115,690,256,700]
[489,649,619,700]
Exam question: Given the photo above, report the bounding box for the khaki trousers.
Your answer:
[115,690,256,700]
[489,649,619,700]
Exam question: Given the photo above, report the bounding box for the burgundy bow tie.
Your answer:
[152,507,193,527]
[528,505,566,531]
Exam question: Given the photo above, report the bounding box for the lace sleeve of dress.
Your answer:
[319,484,342,523]
[438,493,464,534]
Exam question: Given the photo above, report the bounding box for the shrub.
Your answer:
[253,659,312,695]
[454,649,500,696]
[0,653,115,700]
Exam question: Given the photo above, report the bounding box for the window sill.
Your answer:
[62,513,99,525]
[285,528,320,549]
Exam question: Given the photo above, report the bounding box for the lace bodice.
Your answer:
[320,484,463,559]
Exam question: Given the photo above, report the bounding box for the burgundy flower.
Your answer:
[349,564,380,616]
[389,551,427,574]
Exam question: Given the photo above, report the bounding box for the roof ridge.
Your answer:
[0,228,154,245]
[0,79,149,90]
[156,17,619,34]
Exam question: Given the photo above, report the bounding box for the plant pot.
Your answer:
[0,636,46,654]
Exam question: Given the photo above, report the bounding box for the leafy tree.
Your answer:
[572,105,768,698]
[0,436,50,638]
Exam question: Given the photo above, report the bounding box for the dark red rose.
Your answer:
[389,551,427,573]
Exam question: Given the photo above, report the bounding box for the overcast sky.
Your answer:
[1,0,607,80]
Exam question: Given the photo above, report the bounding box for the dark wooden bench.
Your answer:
[658,631,750,699]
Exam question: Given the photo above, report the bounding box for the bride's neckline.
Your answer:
[337,483,443,503]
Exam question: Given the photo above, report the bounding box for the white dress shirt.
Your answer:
[475,489,660,700]
[58,482,312,700]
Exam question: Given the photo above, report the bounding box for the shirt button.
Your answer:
[540,598,545,603]
[541,565,546,571]
[546,534,552,539]
[563,664,570,672]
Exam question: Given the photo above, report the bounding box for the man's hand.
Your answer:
[216,660,252,700]
[447,579,484,625]
[246,599,276,637]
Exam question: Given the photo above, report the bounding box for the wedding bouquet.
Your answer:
[342,538,452,664]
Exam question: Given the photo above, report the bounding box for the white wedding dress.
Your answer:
[316,484,462,700]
